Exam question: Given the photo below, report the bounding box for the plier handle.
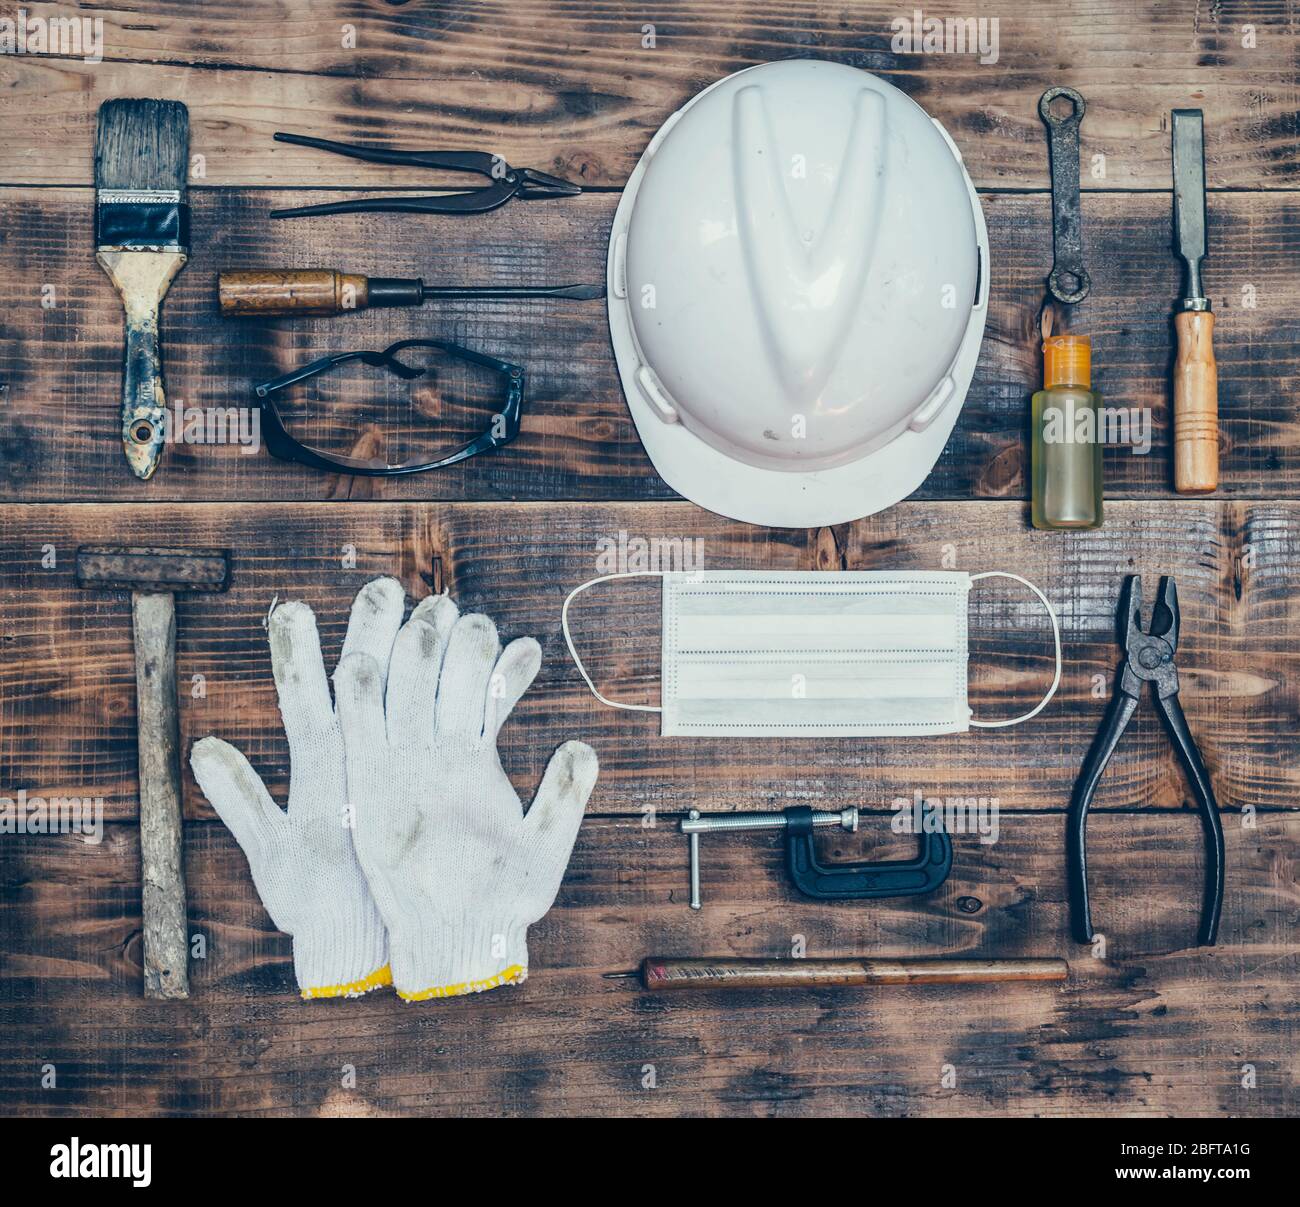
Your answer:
[267,132,582,219]
[1067,575,1225,947]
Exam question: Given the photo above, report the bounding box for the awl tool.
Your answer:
[218,268,603,316]
[77,546,232,998]
[1171,109,1218,494]
[606,957,1069,993]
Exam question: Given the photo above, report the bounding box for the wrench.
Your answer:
[1038,86,1090,304]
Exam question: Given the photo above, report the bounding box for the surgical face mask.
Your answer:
[562,570,1060,737]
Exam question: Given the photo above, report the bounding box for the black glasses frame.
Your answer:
[253,337,524,477]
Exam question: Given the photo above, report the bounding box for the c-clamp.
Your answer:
[680,805,952,909]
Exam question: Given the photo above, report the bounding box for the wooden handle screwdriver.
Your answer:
[218,268,603,317]
[606,957,1069,993]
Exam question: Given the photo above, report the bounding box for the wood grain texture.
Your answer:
[1,1,1298,189]
[1,816,1294,1117]
[0,501,1294,823]
[1,189,1297,502]
[2,0,1297,1123]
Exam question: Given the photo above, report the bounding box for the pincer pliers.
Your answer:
[1067,575,1225,947]
[268,132,583,219]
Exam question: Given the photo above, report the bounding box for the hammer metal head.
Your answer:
[76,546,230,593]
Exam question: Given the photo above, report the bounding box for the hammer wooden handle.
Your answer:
[637,957,1068,992]
[1173,310,1218,493]
[219,269,369,316]
[131,592,190,999]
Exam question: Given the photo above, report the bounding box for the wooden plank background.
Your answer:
[3,816,1295,1117]
[2,1,1298,189]
[2,189,1298,501]
[0,500,1296,818]
[0,0,1297,1118]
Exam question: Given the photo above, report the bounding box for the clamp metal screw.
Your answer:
[680,807,859,910]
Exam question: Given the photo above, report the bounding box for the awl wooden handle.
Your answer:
[637,957,1069,992]
[1173,309,1218,493]
[219,269,369,315]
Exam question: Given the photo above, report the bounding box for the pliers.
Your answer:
[268,132,583,219]
[1067,575,1225,947]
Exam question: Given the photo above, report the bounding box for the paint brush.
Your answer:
[94,99,190,479]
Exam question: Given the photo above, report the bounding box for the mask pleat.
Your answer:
[661,571,972,736]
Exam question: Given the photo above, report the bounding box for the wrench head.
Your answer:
[1049,265,1091,304]
[1039,86,1087,127]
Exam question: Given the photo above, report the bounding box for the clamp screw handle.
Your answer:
[681,807,860,910]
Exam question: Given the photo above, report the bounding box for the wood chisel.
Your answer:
[1171,109,1218,494]
[77,546,231,999]
[94,99,191,480]
[218,269,603,317]
[605,957,1069,993]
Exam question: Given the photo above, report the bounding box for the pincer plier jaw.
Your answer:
[1067,575,1226,949]
[515,166,583,200]
[1118,574,1180,699]
[266,132,584,219]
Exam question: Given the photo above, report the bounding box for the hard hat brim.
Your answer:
[606,62,991,529]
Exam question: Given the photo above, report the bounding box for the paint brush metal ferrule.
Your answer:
[95,187,189,251]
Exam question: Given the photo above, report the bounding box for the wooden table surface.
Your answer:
[1,1,1297,1118]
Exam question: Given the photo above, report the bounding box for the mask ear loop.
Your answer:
[561,571,665,713]
[968,571,1062,728]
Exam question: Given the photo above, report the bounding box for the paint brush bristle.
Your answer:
[94,99,190,195]
[94,99,191,251]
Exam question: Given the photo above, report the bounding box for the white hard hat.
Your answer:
[607,60,989,528]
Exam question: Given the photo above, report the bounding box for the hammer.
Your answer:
[77,546,230,999]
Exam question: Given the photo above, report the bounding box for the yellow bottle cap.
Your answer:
[1043,335,1091,389]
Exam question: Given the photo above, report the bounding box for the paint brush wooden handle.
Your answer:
[627,957,1069,992]
[97,250,186,480]
[1173,310,1218,493]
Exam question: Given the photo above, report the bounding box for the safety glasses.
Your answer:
[253,338,524,476]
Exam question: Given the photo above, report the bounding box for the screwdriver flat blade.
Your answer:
[1172,109,1207,301]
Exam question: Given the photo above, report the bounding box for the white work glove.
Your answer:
[191,578,407,999]
[335,592,598,1001]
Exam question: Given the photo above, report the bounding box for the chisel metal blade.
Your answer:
[1172,108,1208,303]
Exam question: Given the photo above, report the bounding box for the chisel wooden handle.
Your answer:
[1173,309,1218,494]
[131,591,190,999]
[636,957,1068,992]
[219,269,384,316]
